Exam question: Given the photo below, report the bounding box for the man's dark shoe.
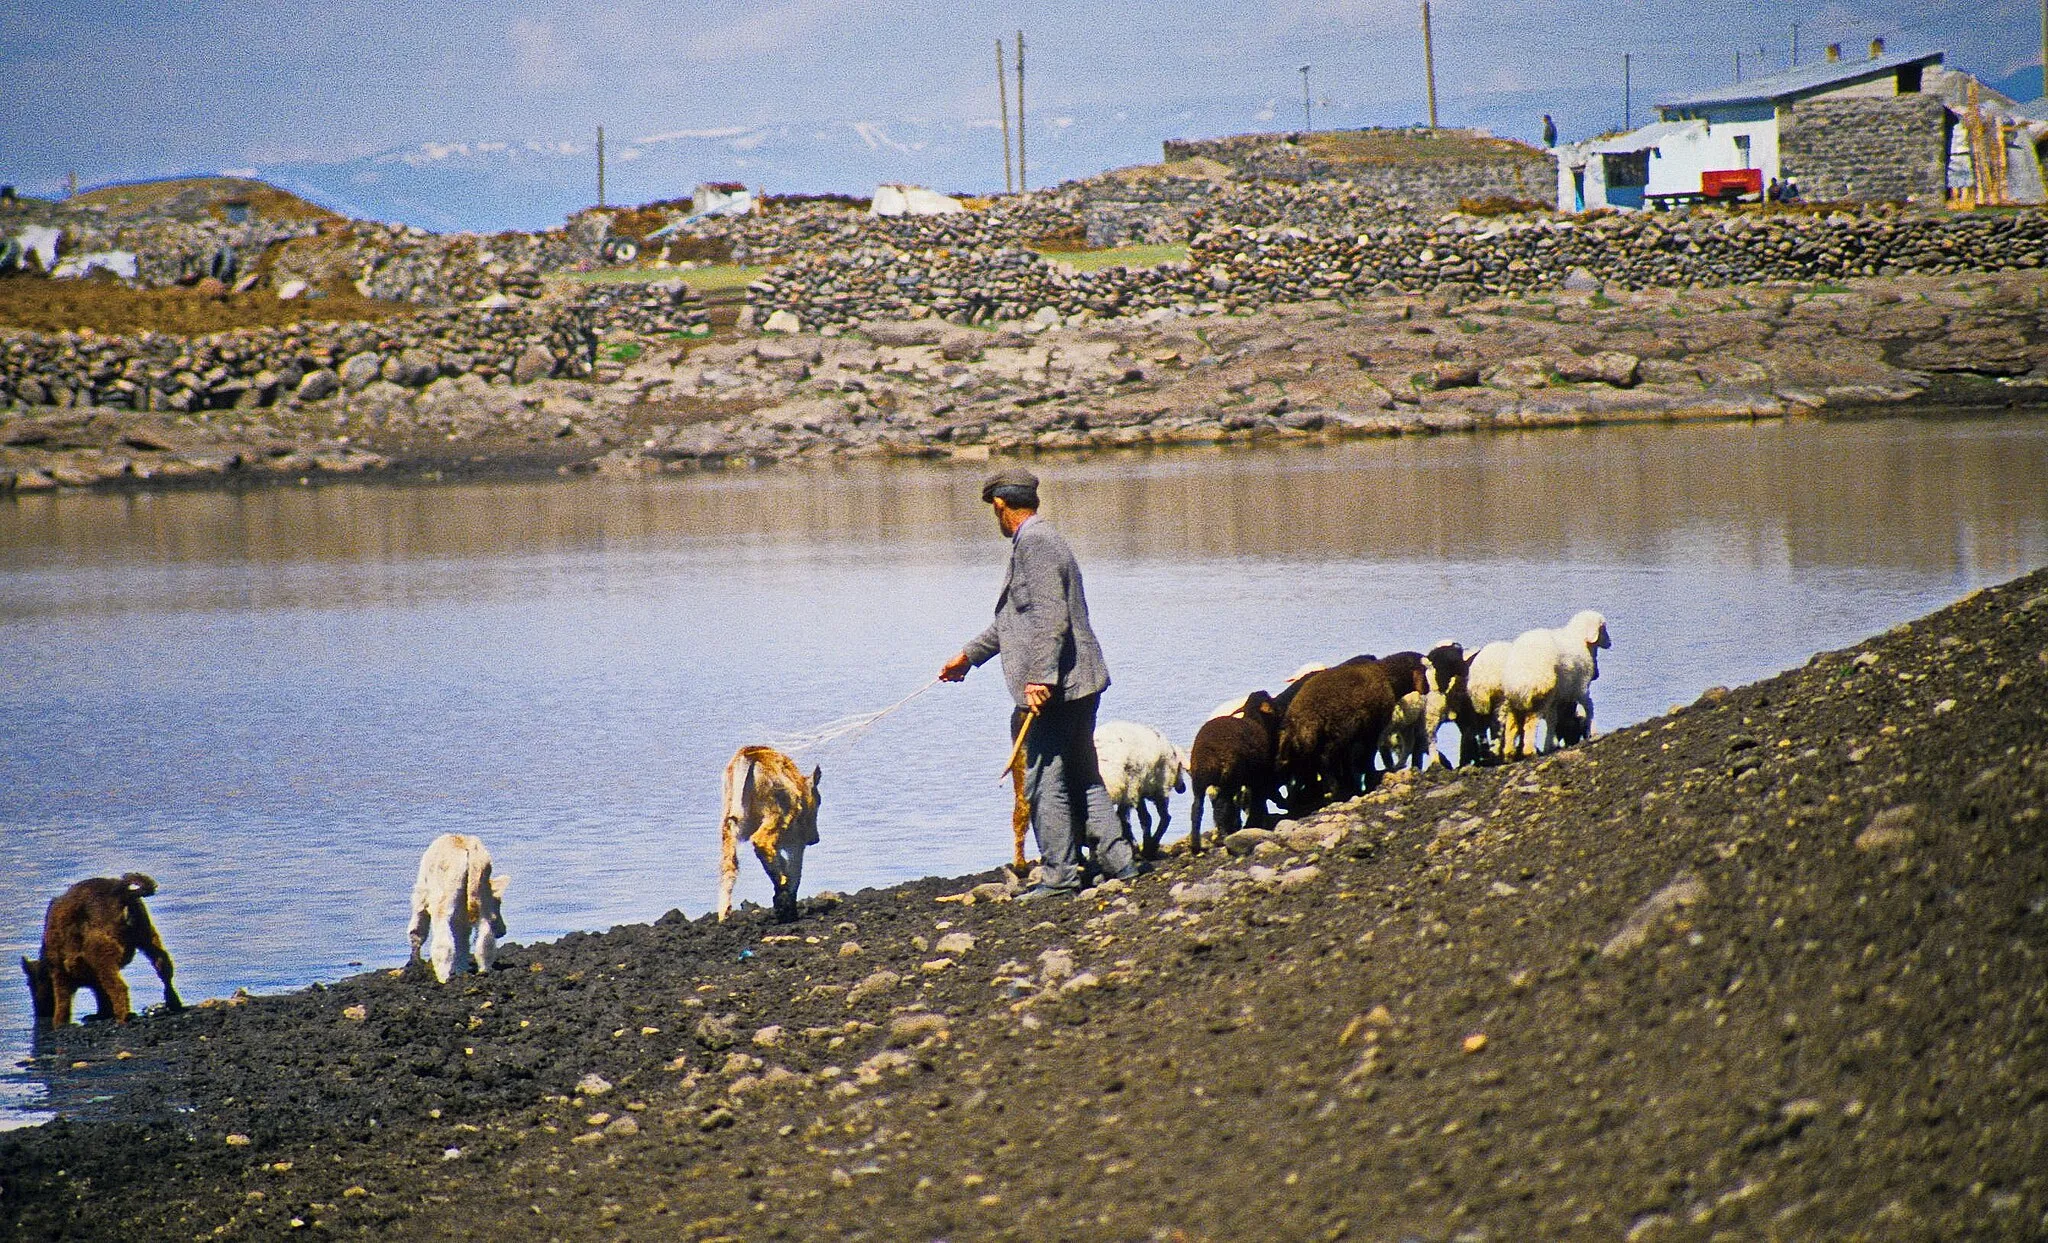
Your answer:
[1109,860,1153,882]
[1016,883,1079,902]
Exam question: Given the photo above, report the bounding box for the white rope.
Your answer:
[758,678,941,754]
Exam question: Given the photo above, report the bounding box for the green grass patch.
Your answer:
[601,342,643,364]
[1806,282,1852,296]
[1035,244,1189,272]
[556,264,768,293]
[1588,290,1617,308]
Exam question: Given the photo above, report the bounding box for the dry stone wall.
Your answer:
[746,205,2048,330]
[1781,96,1951,203]
[1163,130,1553,208]
[0,302,597,413]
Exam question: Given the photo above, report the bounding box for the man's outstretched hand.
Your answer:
[939,652,972,682]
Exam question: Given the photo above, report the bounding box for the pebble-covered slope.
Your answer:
[2,571,2045,1241]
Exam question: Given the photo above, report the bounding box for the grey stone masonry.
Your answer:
[1163,129,1553,209]
[1780,96,1951,203]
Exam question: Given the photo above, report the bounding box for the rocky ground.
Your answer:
[4,570,2045,1241]
[5,268,2047,493]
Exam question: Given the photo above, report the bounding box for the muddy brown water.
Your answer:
[3,414,2045,1127]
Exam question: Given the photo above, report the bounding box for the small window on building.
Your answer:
[1602,151,1650,188]
[1733,135,1752,168]
[1897,64,1922,93]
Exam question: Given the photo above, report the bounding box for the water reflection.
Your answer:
[2,415,2044,1126]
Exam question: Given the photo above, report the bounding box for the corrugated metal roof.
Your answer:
[1586,120,1704,154]
[1656,49,1944,111]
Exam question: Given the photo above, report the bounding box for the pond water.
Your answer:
[4,415,2046,1127]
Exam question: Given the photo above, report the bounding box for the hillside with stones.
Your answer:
[2,566,2043,1241]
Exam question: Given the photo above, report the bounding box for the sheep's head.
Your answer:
[795,766,824,842]
[21,957,53,1021]
[1571,610,1610,651]
[487,874,510,938]
[1425,642,1467,693]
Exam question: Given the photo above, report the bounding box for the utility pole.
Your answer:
[2041,0,2046,104]
[596,125,606,208]
[1623,53,1632,131]
[996,38,1014,194]
[1791,23,1799,66]
[1300,65,1313,132]
[1015,31,1027,193]
[1735,49,1741,82]
[1420,0,1438,128]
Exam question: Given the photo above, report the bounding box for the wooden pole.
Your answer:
[1000,708,1038,779]
[1420,1,1438,128]
[1623,53,1631,131]
[997,39,1014,194]
[596,125,606,208]
[1016,31,1027,192]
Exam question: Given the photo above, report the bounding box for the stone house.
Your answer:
[1557,45,1954,209]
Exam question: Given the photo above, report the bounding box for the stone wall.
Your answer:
[1162,128,1553,208]
[2,198,321,288]
[746,205,2048,330]
[1781,96,1952,203]
[0,302,598,412]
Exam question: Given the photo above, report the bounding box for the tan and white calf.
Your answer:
[718,746,822,923]
[407,834,508,983]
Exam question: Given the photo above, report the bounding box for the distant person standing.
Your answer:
[939,469,1140,899]
[1542,114,1558,148]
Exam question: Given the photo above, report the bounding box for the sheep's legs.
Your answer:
[1189,787,1208,854]
[1142,795,1169,857]
[407,904,432,972]
[138,932,183,1012]
[717,813,742,922]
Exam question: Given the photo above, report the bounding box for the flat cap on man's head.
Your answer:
[980,467,1040,505]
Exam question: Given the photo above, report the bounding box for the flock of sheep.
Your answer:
[1094,610,1614,853]
[20,610,1612,1024]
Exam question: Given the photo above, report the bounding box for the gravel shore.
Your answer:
[4,569,2046,1241]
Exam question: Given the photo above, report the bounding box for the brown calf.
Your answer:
[718,746,823,923]
[21,873,184,1027]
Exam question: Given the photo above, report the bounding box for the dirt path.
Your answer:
[5,570,2046,1241]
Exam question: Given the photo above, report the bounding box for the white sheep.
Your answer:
[1500,610,1611,758]
[1206,662,1327,723]
[1461,640,1514,761]
[1094,720,1187,858]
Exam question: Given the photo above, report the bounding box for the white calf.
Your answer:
[408,834,508,984]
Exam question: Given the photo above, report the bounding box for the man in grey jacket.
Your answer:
[939,468,1141,897]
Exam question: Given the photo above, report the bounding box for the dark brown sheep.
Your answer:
[21,873,183,1027]
[1188,691,1282,851]
[1276,660,1398,811]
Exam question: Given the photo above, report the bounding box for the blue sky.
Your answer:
[1,0,2033,232]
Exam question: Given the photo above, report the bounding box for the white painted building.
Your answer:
[1557,47,1945,211]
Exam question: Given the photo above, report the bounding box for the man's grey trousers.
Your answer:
[1014,694,1135,889]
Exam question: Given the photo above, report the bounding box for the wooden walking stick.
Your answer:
[1002,708,1039,877]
